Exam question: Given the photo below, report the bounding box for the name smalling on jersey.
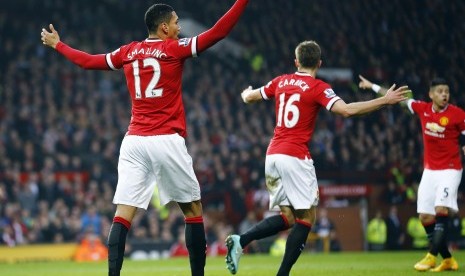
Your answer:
[127,47,167,60]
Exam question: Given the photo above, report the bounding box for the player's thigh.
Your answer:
[265,155,289,209]
[114,136,157,210]
[148,134,201,206]
[417,169,436,215]
[266,154,318,210]
[434,169,462,212]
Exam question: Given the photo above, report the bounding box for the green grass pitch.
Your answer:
[0,251,463,275]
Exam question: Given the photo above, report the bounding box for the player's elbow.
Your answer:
[342,109,357,118]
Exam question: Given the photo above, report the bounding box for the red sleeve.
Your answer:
[164,38,198,60]
[457,108,465,133]
[314,84,341,111]
[55,41,110,70]
[196,0,248,53]
[408,100,425,115]
[260,77,280,100]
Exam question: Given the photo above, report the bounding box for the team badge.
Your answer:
[178,38,191,47]
[439,116,449,126]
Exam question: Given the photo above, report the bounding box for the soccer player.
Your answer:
[359,75,463,272]
[225,41,409,276]
[41,1,249,275]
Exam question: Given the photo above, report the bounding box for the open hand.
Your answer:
[41,24,60,49]
[383,84,410,105]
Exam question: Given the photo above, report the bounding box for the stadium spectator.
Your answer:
[407,216,428,250]
[367,210,387,251]
[170,230,189,257]
[74,232,108,262]
[385,205,405,250]
[311,208,340,252]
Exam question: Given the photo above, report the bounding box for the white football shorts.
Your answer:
[265,154,319,210]
[417,168,462,215]
[113,134,201,209]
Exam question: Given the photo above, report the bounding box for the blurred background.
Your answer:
[1,0,465,261]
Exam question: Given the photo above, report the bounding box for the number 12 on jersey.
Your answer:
[277,93,300,128]
[132,58,163,99]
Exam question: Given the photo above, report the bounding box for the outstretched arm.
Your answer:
[41,24,109,70]
[359,74,413,104]
[196,0,249,53]
[241,86,263,104]
[331,84,410,117]
[358,75,389,95]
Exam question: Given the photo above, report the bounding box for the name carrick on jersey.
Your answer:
[408,99,465,170]
[260,72,341,159]
[106,37,198,136]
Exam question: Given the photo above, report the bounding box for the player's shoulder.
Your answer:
[115,40,143,52]
[162,37,193,48]
[447,103,465,114]
[313,77,331,89]
[411,99,428,107]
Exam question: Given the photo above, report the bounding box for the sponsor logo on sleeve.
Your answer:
[178,38,191,47]
[324,88,336,98]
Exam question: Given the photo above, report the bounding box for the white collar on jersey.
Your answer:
[295,71,313,77]
[145,38,163,42]
[432,103,449,113]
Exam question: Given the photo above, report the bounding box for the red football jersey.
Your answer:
[106,37,198,136]
[260,72,341,159]
[408,100,465,170]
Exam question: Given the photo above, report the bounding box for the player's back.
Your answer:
[108,38,197,137]
[263,72,339,159]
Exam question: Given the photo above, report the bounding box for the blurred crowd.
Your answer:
[1,0,465,250]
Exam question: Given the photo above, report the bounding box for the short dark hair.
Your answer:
[144,4,174,34]
[430,77,448,88]
[295,41,321,69]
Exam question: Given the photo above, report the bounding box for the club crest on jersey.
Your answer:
[439,116,449,126]
[178,38,191,47]
[324,89,336,98]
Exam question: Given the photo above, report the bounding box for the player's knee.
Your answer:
[280,209,296,227]
[179,200,203,217]
[435,206,449,216]
[286,216,296,227]
[419,213,435,224]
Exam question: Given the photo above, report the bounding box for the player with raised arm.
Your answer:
[41,1,249,275]
[359,75,462,272]
[224,41,409,276]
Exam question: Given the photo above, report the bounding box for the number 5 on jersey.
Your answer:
[277,93,300,128]
[132,58,163,99]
